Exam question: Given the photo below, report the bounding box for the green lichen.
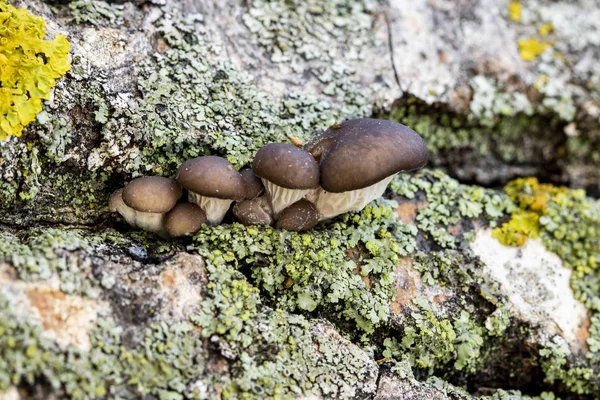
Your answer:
[193,199,417,334]
[0,1,71,139]
[382,302,483,375]
[69,0,124,26]
[391,170,512,249]
[382,95,599,187]
[481,389,560,400]
[242,0,379,109]
[492,178,599,276]
[0,259,378,399]
[539,340,597,395]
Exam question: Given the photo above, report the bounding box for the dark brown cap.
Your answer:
[253,143,319,190]
[177,156,245,200]
[240,167,264,200]
[276,199,320,232]
[233,196,273,226]
[164,202,207,237]
[314,119,428,193]
[122,176,182,213]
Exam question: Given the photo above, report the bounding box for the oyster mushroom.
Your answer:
[305,118,428,220]
[110,176,182,236]
[253,143,319,217]
[165,202,207,237]
[233,195,274,226]
[176,156,245,225]
[276,199,320,232]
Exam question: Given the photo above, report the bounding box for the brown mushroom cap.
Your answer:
[240,167,264,200]
[164,202,207,237]
[253,143,319,190]
[310,119,429,193]
[276,199,320,232]
[122,176,182,213]
[177,156,245,200]
[233,196,273,226]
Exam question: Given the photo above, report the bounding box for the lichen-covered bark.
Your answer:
[0,0,599,399]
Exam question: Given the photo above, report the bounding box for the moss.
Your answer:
[0,1,71,139]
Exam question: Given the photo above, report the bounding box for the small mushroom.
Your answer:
[176,156,245,225]
[240,167,264,200]
[276,199,320,232]
[164,202,207,237]
[110,176,182,236]
[305,118,428,220]
[253,143,319,217]
[233,195,273,226]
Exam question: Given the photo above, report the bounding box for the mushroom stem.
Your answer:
[261,179,314,218]
[110,189,169,237]
[188,192,233,225]
[311,175,395,220]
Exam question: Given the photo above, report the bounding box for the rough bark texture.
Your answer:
[0,0,599,399]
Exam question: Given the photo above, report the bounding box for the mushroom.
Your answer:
[276,199,320,232]
[253,143,319,217]
[164,202,207,237]
[305,118,428,220]
[233,195,274,226]
[109,176,182,236]
[176,156,245,225]
[240,167,264,200]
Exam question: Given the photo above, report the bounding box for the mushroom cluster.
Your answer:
[109,118,428,237]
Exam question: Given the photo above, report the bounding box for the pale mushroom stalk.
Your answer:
[187,192,234,225]
[110,175,183,238]
[261,179,313,217]
[311,175,395,220]
[176,156,246,226]
[305,118,428,221]
[253,143,320,219]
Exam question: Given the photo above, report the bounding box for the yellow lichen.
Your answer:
[538,23,553,37]
[518,38,550,61]
[492,211,541,246]
[0,1,71,139]
[508,2,522,22]
[492,178,575,247]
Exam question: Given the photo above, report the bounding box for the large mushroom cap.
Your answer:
[122,176,182,213]
[276,199,320,232]
[253,143,319,190]
[315,119,428,193]
[177,156,245,200]
[165,202,207,237]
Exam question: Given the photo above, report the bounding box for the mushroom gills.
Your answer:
[188,192,233,225]
[262,179,314,217]
[311,175,395,220]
